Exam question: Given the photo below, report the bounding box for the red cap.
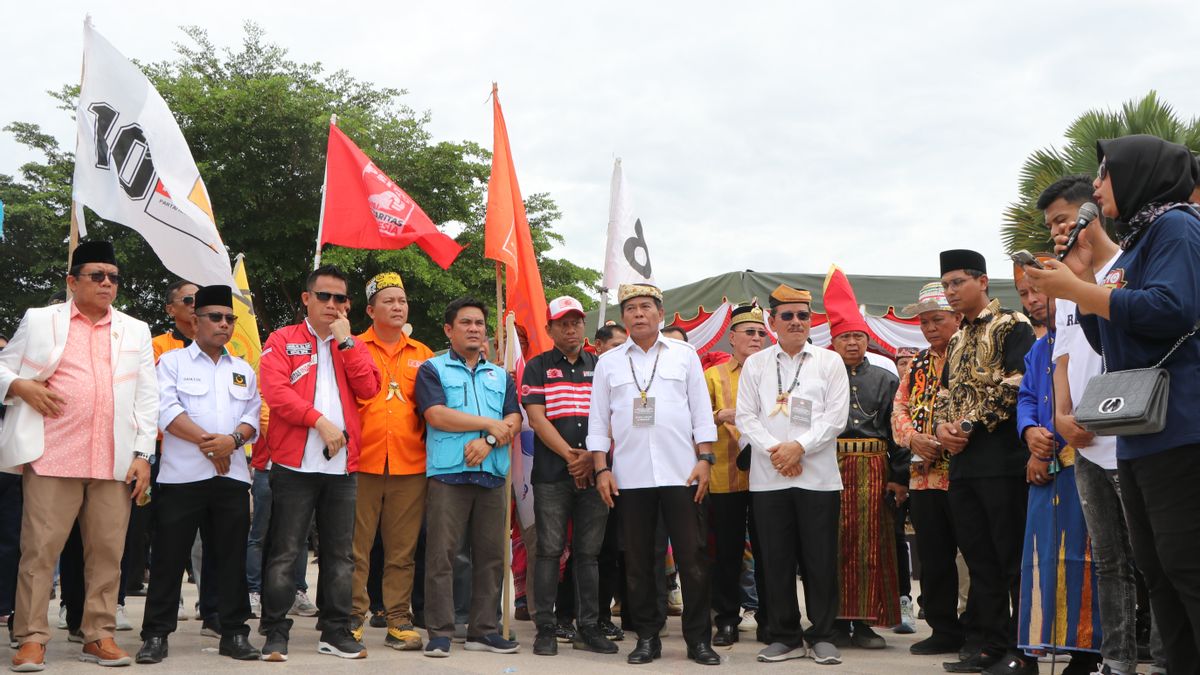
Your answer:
[547,296,586,321]
[823,265,870,339]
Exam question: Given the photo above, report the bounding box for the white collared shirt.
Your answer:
[735,342,849,492]
[586,334,717,489]
[157,342,261,485]
[298,320,348,474]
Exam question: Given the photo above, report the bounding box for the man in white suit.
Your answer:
[0,241,157,671]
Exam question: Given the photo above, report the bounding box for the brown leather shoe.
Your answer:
[11,642,46,672]
[81,638,133,667]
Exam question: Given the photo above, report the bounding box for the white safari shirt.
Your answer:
[735,342,849,492]
[157,342,261,485]
[586,334,717,489]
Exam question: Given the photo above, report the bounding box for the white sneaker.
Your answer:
[893,596,916,634]
[57,605,67,629]
[115,605,132,631]
[739,608,758,632]
[192,602,202,621]
[249,592,261,619]
[177,598,188,621]
[290,590,318,617]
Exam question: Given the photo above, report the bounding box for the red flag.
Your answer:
[319,123,463,269]
[484,86,552,356]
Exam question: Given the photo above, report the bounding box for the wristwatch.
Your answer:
[133,451,153,464]
[337,336,356,351]
[697,453,717,465]
[959,420,975,435]
[230,430,246,449]
[485,433,498,447]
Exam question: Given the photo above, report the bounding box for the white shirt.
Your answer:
[298,320,347,475]
[735,342,849,492]
[1053,255,1119,470]
[586,334,717,489]
[157,342,261,485]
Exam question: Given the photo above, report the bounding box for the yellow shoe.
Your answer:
[351,620,365,644]
[385,625,423,651]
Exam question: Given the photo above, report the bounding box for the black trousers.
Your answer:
[893,498,912,599]
[752,487,840,648]
[141,477,251,639]
[910,488,964,643]
[0,473,22,618]
[121,456,159,594]
[1120,443,1200,674]
[948,476,1026,656]
[619,486,711,645]
[597,498,622,624]
[708,491,768,631]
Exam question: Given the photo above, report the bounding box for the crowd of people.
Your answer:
[0,133,1199,674]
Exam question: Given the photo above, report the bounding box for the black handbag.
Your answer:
[1075,323,1198,436]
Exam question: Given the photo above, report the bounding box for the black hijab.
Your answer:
[1096,135,1199,247]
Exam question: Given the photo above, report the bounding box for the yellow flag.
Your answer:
[228,254,262,370]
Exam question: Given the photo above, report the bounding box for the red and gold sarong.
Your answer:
[836,438,900,626]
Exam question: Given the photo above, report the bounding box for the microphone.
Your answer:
[1057,202,1099,261]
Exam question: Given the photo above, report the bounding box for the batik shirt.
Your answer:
[892,348,950,490]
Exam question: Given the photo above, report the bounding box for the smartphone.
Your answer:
[1010,249,1045,269]
[324,430,350,460]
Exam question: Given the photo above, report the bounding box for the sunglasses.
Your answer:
[178,295,195,306]
[776,310,811,322]
[80,271,122,285]
[313,291,350,304]
[736,329,769,338]
[199,312,237,324]
[1097,159,1108,182]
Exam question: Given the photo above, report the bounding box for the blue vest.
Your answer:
[425,352,511,478]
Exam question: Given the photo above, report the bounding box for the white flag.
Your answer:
[72,18,234,288]
[603,158,655,290]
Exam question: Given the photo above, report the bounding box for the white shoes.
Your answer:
[249,592,261,619]
[57,606,68,629]
[115,605,132,631]
[893,596,916,635]
[289,590,318,617]
[177,598,188,621]
[739,608,758,632]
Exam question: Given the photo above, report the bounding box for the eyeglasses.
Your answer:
[1097,159,1108,182]
[776,310,811,322]
[80,271,122,285]
[943,277,974,290]
[178,295,195,306]
[199,312,237,324]
[736,329,769,337]
[313,291,350,304]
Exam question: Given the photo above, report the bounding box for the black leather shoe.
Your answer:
[688,642,722,666]
[626,636,662,664]
[533,624,557,656]
[135,636,168,664]
[944,649,1002,673]
[982,654,1039,675]
[219,634,259,661]
[911,634,965,655]
[712,625,738,647]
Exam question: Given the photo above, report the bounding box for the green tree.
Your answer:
[1001,91,1200,254]
[0,23,598,348]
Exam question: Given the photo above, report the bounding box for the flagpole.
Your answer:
[597,288,609,331]
[313,113,338,270]
[67,17,90,289]
[495,262,513,638]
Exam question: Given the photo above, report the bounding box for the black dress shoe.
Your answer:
[135,636,168,664]
[982,654,1039,675]
[219,634,259,661]
[626,636,662,664]
[712,625,738,647]
[944,649,1001,673]
[688,642,722,666]
[911,634,965,655]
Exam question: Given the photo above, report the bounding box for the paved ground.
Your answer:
[17,565,1082,674]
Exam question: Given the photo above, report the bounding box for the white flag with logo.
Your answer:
[603,158,655,290]
[72,18,234,288]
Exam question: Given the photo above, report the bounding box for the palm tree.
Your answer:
[1001,91,1200,254]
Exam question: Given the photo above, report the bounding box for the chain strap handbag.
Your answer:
[1075,322,1199,436]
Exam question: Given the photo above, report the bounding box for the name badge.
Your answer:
[790,397,813,427]
[632,396,656,427]
[285,342,313,356]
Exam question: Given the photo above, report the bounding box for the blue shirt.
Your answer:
[1016,332,1066,452]
[1080,208,1200,460]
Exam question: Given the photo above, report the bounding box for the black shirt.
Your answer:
[520,347,598,485]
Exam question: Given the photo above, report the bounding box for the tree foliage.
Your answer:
[1001,91,1200,255]
[0,23,599,348]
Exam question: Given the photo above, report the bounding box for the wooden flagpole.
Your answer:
[67,17,90,296]
[497,263,513,638]
[312,113,337,270]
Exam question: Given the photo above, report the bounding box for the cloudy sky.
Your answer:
[3,1,1199,291]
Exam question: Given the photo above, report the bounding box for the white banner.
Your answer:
[602,158,655,290]
[72,18,234,288]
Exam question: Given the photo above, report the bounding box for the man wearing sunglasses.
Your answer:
[704,303,769,647]
[735,284,849,665]
[257,265,382,662]
[2,240,158,670]
[136,285,260,664]
[151,280,199,361]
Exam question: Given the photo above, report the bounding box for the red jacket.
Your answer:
[259,321,381,472]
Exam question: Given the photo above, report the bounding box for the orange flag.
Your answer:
[484,85,552,357]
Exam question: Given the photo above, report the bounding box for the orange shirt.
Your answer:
[35,303,115,479]
[356,326,434,475]
[152,329,191,364]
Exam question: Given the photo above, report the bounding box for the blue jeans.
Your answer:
[532,480,609,628]
[246,468,308,594]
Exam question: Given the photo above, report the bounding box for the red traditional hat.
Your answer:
[822,264,870,339]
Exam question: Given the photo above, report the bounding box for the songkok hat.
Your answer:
[366,271,405,302]
[729,303,766,328]
[194,285,233,309]
[548,295,586,320]
[70,241,117,269]
[902,282,953,315]
[768,284,812,308]
[618,283,663,306]
[895,347,920,359]
[939,249,987,276]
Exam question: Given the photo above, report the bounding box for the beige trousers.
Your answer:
[351,472,426,625]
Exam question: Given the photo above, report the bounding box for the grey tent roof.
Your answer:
[591,270,1022,327]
